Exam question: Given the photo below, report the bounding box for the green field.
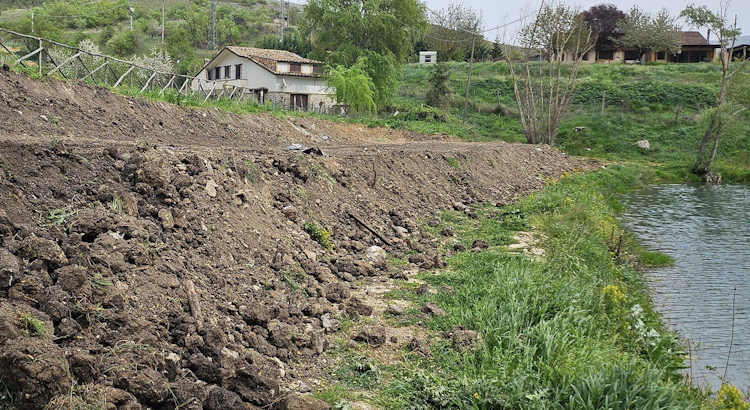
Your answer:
[384,62,750,183]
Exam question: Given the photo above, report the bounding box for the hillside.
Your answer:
[388,62,750,182]
[0,68,598,409]
[0,0,305,74]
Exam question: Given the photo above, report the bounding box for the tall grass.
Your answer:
[326,166,712,409]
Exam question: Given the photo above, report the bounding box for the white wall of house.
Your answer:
[190,49,331,98]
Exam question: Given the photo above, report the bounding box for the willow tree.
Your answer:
[505,4,594,145]
[681,3,748,179]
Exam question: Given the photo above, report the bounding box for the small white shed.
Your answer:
[419,51,437,64]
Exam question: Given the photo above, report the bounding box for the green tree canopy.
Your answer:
[327,57,377,113]
[301,0,427,108]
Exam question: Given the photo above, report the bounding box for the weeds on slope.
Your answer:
[321,165,713,409]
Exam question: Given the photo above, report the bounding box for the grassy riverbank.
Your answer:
[318,164,721,408]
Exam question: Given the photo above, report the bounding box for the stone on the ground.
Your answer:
[353,326,386,346]
[205,179,218,197]
[636,139,651,150]
[274,393,330,410]
[421,302,446,317]
[345,297,373,317]
[365,246,386,265]
[158,208,174,229]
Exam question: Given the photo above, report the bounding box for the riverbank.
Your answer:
[316,164,724,408]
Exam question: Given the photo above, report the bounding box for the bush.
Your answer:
[426,62,450,108]
[304,221,333,249]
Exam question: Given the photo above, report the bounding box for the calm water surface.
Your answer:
[622,184,750,391]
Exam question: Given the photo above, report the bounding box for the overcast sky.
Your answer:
[422,0,749,41]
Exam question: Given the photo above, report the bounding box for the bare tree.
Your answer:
[681,2,748,179]
[427,3,481,61]
[504,3,594,145]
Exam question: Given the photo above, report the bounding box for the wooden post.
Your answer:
[160,75,175,95]
[81,61,109,82]
[462,32,476,126]
[140,71,157,92]
[113,65,135,88]
[15,46,43,66]
[204,81,217,103]
[601,91,606,115]
[178,77,190,94]
[38,38,42,76]
[42,49,68,79]
[77,55,94,80]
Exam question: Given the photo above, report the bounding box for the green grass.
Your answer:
[320,165,715,409]
[19,312,47,336]
[394,61,750,183]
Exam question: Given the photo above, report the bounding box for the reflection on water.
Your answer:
[622,184,750,391]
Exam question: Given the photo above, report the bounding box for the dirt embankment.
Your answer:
[0,70,596,409]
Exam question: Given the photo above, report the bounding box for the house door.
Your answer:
[291,94,308,111]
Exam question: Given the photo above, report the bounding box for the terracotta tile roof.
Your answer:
[227,46,321,64]
[223,46,322,77]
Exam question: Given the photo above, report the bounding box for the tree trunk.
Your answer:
[693,50,730,175]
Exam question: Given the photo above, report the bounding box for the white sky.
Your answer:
[422,0,749,41]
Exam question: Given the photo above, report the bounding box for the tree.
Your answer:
[505,4,594,145]
[491,35,504,61]
[301,0,426,108]
[327,57,377,113]
[426,3,481,61]
[617,7,680,61]
[581,4,626,49]
[681,3,747,178]
[426,62,450,107]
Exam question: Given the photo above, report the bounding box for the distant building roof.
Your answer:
[680,31,716,46]
[226,46,321,65]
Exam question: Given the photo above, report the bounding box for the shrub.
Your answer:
[717,384,749,410]
[426,62,451,108]
[304,221,333,249]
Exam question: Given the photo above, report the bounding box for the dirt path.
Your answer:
[0,70,598,409]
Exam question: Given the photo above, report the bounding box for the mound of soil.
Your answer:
[0,70,597,409]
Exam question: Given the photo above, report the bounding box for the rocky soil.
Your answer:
[0,69,597,409]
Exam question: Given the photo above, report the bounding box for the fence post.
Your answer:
[601,90,606,115]
[38,38,42,76]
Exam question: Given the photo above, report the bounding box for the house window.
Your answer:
[424,55,432,63]
[207,69,213,80]
[656,51,665,60]
[215,67,221,79]
[624,50,640,60]
[224,66,230,78]
[598,50,614,60]
[235,64,242,79]
[290,63,301,73]
[313,65,321,74]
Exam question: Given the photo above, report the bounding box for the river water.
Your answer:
[622,184,750,391]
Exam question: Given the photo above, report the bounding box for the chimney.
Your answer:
[707,29,711,43]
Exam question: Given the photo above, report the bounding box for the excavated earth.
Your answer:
[0,68,598,409]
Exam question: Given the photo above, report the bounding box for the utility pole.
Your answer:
[210,0,216,49]
[279,0,285,43]
[31,9,34,34]
[161,0,165,47]
[128,0,134,31]
[462,31,476,126]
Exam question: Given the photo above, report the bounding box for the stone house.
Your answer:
[191,46,334,111]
